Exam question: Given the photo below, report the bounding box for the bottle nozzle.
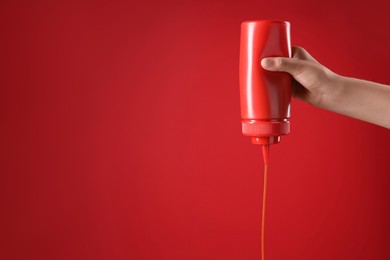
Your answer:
[251,136,280,145]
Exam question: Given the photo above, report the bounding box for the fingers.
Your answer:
[261,57,309,77]
[260,46,317,77]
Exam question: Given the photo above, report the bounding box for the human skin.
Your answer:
[261,46,390,129]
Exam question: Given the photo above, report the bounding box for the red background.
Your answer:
[1,0,390,259]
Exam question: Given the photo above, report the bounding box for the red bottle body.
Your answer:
[239,20,292,144]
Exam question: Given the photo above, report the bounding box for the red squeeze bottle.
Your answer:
[239,20,292,145]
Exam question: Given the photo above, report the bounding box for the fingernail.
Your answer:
[261,58,274,69]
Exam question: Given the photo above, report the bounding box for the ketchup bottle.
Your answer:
[239,20,292,145]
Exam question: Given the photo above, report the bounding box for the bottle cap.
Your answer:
[242,120,290,145]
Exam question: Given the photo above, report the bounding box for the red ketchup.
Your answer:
[239,20,292,145]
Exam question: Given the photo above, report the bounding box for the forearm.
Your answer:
[321,75,390,129]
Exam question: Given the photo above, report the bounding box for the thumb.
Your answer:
[261,57,307,77]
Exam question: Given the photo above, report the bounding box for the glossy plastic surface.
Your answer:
[239,20,292,144]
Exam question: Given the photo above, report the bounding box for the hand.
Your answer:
[261,46,340,109]
[261,46,390,129]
